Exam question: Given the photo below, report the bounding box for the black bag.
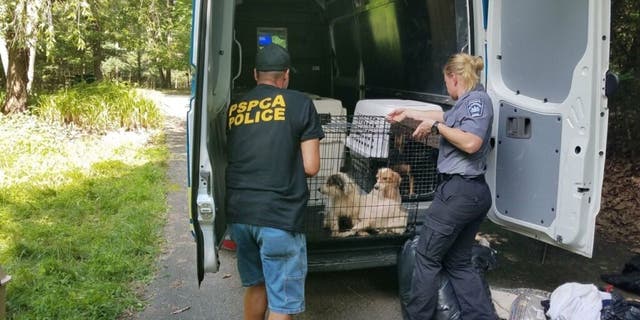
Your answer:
[600,290,640,320]
[398,235,497,320]
[601,255,640,295]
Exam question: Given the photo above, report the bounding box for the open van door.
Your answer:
[480,0,612,257]
[188,0,235,283]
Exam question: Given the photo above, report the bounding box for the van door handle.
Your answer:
[506,117,531,139]
[605,70,618,98]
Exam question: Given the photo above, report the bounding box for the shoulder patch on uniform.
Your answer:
[467,100,484,118]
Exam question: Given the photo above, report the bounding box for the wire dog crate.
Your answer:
[305,110,441,240]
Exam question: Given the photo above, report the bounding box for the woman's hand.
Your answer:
[412,119,435,139]
[386,108,409,123]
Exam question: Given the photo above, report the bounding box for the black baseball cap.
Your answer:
[255,43,296,72]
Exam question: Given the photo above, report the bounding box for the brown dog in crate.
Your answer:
[390,123,417,196]
[389,122,439,198]
[352,168,408,235]
[318,172,364,236]
[371,167,402,202]
[319,169,408,237]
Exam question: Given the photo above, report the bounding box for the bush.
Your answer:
[32,81,162,133]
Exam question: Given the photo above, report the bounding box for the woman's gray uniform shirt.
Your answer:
[437,84,493,176]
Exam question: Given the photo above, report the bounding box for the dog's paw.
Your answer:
[334,230,356,237]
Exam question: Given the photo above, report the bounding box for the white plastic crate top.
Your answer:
[310,95,346,116]
[310,95,348,179]
[346,99,442,158]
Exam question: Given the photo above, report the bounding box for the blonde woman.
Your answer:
[387,53,496,320]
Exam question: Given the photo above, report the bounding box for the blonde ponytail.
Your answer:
[443,53,484,92]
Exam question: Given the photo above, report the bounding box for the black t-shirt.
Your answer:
[225,84,325,232]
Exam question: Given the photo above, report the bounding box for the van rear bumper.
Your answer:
[307,236,409,272]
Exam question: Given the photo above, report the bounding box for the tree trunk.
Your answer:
[0,1,6,78]
[158,67,171,88]
[3,45,29,114]
[25,0,41,92]
[87,3,104,82]
[137,50,142,84]
[0,37,7,78]
[165,69,172,88]
[27,45,35,92]
[91,37,104,81]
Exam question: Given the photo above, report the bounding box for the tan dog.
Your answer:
[350,168,408,235]
[318,172,363,236]
[373,167,402,202]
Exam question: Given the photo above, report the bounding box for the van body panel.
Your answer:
[188,0,236,282]
[482,0,611,257]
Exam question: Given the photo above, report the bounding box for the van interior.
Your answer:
[230,0,471,111]
[220,0,474,270]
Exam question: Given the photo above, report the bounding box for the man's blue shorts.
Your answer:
[229,223,307,314]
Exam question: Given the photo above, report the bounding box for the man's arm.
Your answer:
[301,138,321,177]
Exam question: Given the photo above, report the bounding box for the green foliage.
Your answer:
[0,113,169,319]
[32,0,193,90]
[32,81,162,133]
[607,0,640,157]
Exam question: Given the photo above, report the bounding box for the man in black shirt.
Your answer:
[226,43,324,320]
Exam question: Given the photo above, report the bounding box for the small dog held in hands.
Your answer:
[318,172,363,236]
[352,168,408,235]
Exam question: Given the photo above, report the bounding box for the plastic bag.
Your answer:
[398,235,462,320]
[508,291,548,320]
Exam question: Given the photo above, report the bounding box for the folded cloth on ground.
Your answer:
[546,282,605,320]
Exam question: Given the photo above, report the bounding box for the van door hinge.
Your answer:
[198,201,214,221]
[199,169,211,194]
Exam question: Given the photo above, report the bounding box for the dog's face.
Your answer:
[374,168,401,190]
[319,173,356,198]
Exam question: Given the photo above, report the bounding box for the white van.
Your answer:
[187,0,617,283]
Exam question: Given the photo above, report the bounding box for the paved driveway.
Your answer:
[135,92,405,320]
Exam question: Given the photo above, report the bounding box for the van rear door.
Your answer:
[188,0,235,283]
[479,0,611,257]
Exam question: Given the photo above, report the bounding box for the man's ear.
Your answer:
[253,69,258,81]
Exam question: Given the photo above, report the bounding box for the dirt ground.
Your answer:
[598,156,640,253]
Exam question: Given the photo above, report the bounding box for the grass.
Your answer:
[0,98,169,318]
[32,82,163,133]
